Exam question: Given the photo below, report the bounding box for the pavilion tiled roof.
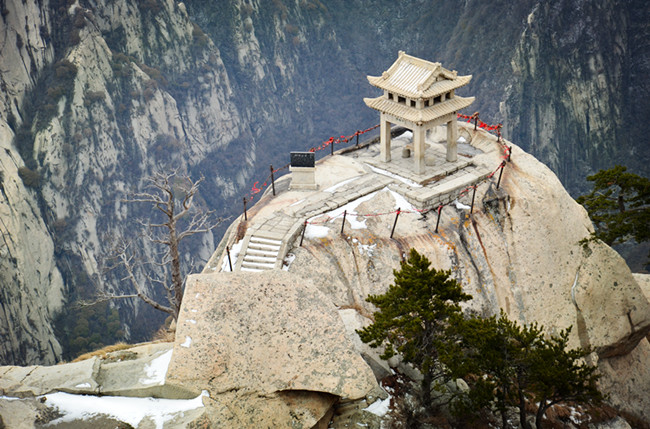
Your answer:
[363,95,475,124]
[367,52,472,99]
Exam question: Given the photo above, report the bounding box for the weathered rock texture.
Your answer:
[166,271,379,428]
[1,0,649,367]
[0,342,211,428]
[252,132,650,421]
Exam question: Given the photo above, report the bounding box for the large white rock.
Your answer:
[277,135,650,421]
[166,271,379,428]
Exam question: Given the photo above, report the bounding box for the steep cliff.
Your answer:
[203,123,650,422]
[1,0,648,365]
[0,0,252,363]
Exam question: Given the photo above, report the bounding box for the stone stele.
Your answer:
[165,270,379,428]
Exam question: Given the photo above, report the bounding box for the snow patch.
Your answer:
[180,336,192,348]
[358,243,377,257]
[221,239,243,272]
[387,188,417,212]
[43,390,208,429]
[323,176,360,193]
[282,253,296,271]
[367,165,422,188]
[322,190,379,230]
[363,396,391,417]
[186,319,197,324]
[139,349,173,386]
[454,199,471,210]
[75,383,91,389]
[304,224,330,239]
[393,130,413,142]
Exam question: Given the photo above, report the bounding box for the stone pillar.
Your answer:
[413,124,425,175]
[380,113,391,163]
[446,116,458,162]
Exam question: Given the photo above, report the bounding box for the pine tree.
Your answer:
[444,312,602,429]
[357,248,472,409]
[576,165,650,247]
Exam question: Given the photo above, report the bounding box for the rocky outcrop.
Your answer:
[501,0,650,194]
[0,0,252,363]
[166,271,380,428]
[0,342,212,428]
[234,127,649,421]
[1,0,649,367]
[0,122,64,365]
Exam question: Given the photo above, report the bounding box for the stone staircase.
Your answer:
[238,236,282,272]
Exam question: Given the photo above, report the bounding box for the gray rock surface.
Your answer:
[166,270,379,427]
[0,342,211,428]
[236,132,650,422]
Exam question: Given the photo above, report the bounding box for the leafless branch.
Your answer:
[102,170,220,322]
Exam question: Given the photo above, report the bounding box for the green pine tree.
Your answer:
[576,165,650,248]
[356,248,472,409]
[443,311,602,429]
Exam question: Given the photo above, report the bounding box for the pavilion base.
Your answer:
[365,141,473,186]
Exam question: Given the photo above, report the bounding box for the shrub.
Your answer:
[84,90,106,105]
[18,166,41,188]
[192,23,209,47]
[47,85,66,99]
[54,59,77,81]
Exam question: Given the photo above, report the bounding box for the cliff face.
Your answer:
[501,0,650,194]
[0,0,251,364]
[1,0,648,365]
[202,123,650,422]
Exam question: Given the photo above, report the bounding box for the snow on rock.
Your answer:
[367,165,422,188]
[387,188,417,212]
[454,199,471,210]
[304,224,330,239]
[221,239,243,272]
[180,336,192,348]
[323,176,360,193]
[42,390,208,429]
[139,349,173,386]
[363,396,391,417]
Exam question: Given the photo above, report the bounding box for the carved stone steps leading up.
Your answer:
[236,235,283,272]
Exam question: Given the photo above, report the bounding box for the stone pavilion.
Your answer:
[364,51,475,174]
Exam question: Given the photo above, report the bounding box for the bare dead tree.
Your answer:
[102,170,223,322]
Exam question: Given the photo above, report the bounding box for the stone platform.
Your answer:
[205,122,503,273]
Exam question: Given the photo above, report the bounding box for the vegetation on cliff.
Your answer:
[577,165,650,251]
[360,249,603,428]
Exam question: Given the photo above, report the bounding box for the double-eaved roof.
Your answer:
[364,96,474,125]
[364,51,474,125]
[367,51,472,99]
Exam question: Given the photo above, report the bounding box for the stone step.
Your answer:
[244,255,277,263]
[246,248,279,257]
[250,236,282,246]
[241,260,276,269]
[247,242,281,251]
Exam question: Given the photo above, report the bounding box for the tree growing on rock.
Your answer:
[577,165,650,248]
[103,170,222,322]
[443,311,602,429]
[357,248,472,410]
